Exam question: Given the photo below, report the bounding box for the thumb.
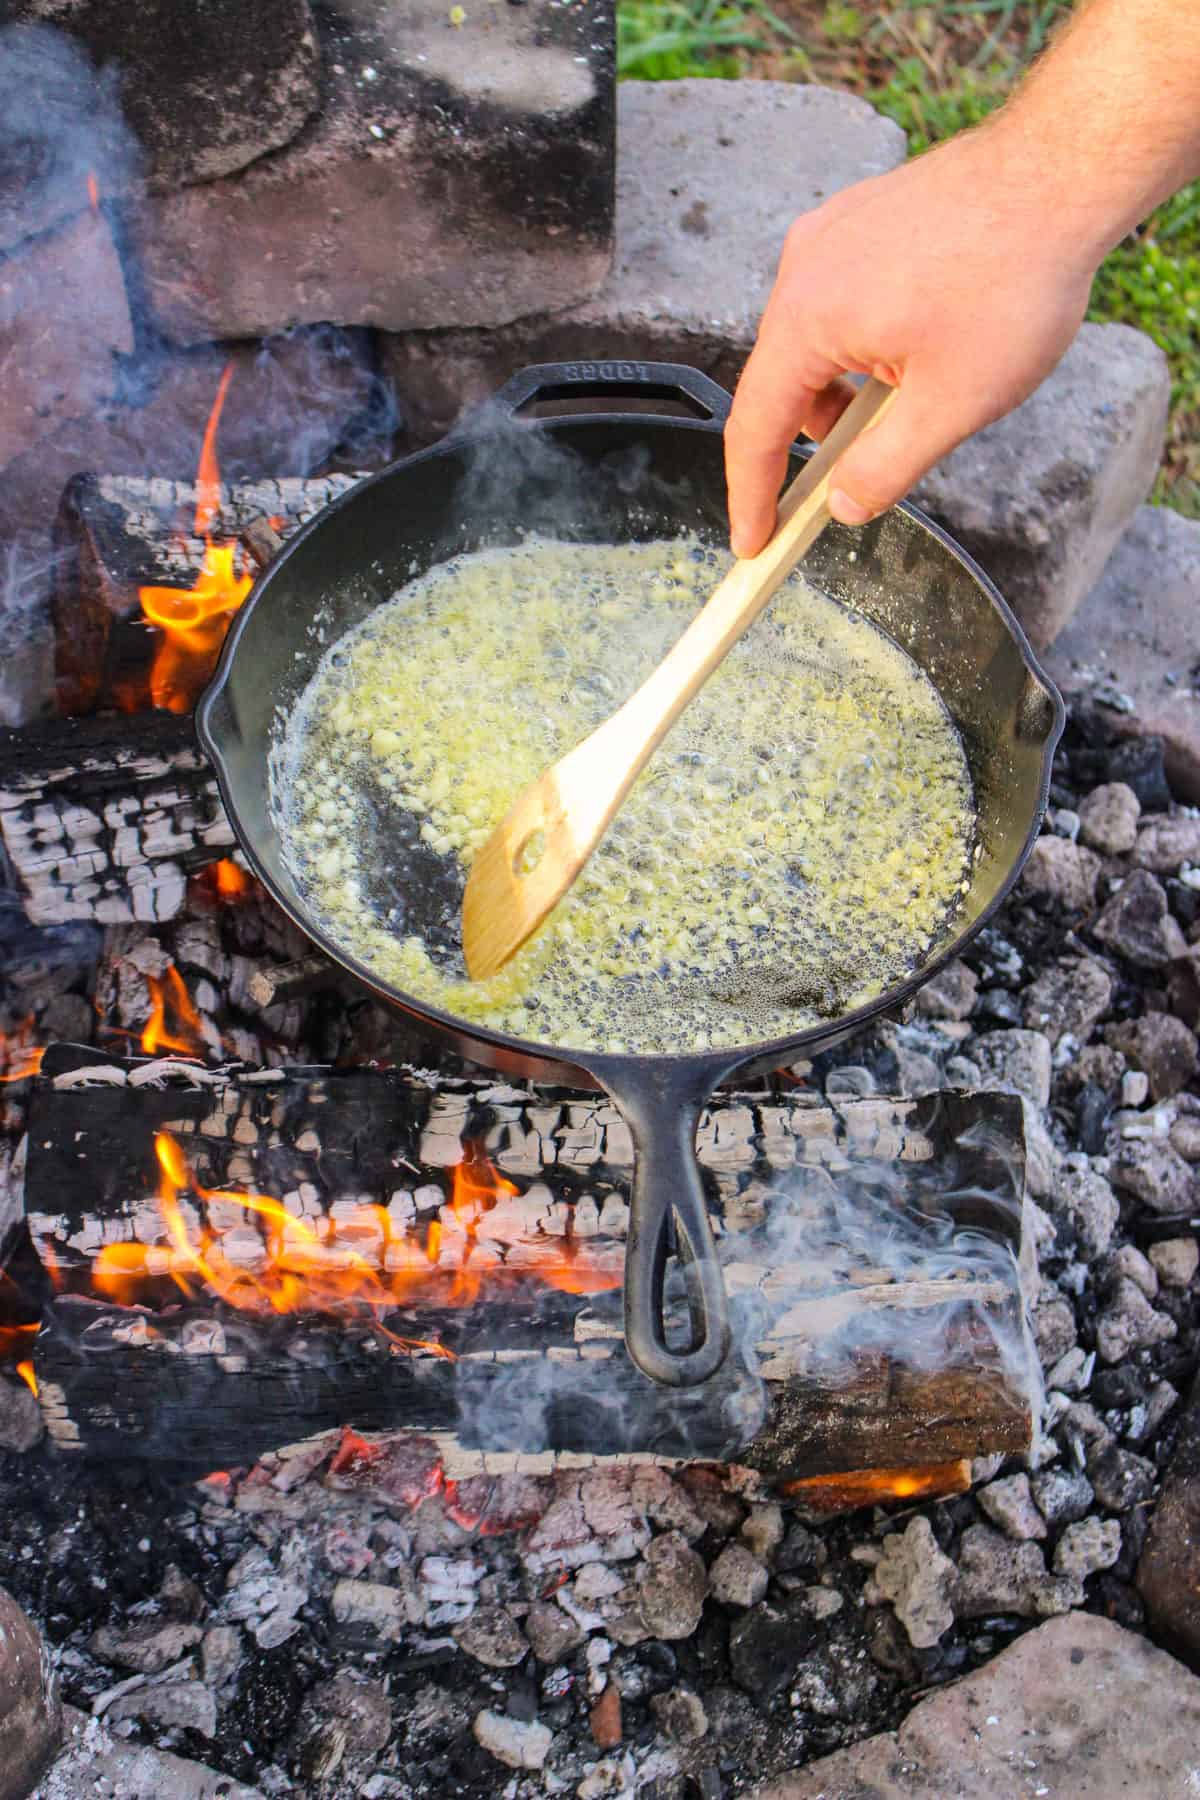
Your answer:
[827,376,979,526]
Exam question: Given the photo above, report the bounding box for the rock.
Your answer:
[1068,1041,1128,1093]
[893,1042,942,1097]
[1031,1295,1077,1368]
[331,1576,423,1640]
[740,1503,785,1563]
[1097,735,1176,813]
[1022,954,1112,1047]
[863,1517,955,1649]
[1168,946,1200,1030]
[708,1545,769,1609]
[1019,837,1102,915]
[1134,816,1200,874]
[0,207,133,472]
[913,959,978,1021]
[1110,1138,1198,1213]
[292,1672,391,1778]
[1106,1013,1199,1099]
[775,1524,821,1575]
[1053,1518,1122,1581]
[454,1606,529,1669]
[1123,1069,1151,1107]
[1054,1164,1120,1257]
[1110,1242,1159,1296]
[525,1601,585,1665]
[1092,870,1188,968]
[381,79,905,436]
[132,0,614,342]
[977,1473,1047,1541]
[11,0,319,191]
[973,1028,1053,1108]
[1173,1113,1200,1162]
[1047,509,1200,803]
[1089,1446,1157,1513]
[200,1626,242,1691]
[637,1533,707,1640]
[0,1588,59,1800]
[472,1709,552,1772]
[35,1706,263,1800]
[106,1682,218,1739]
[746,1614,1200,1800]
[1078,782,1141,854]
[588,1683,622,1751]
[911,323,1169,648]
[729,1603,813,1699]
[1031,1469,1095,1528]
[954,1524,1082,1618]
[651,1687,708,1743]
[1138,1374,1200,1661]
[90,1617,205,1675]
[0,1376,43,1453]
[1149,1237,1199,1289]
[1096,1276,1177,1363]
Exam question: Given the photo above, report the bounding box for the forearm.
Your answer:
[987,0,1200,259]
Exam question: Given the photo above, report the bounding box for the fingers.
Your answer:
[725,349,858,558]
[826,372,983,525]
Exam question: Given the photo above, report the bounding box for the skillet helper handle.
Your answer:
[469,360,734,429]
[599,1063,734,1388]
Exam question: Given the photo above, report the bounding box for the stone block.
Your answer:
[10,0,320,191]
[912,323,1170,650]
[379,78,907,437]
[750,1613,1200,1800]
[1045,505,1200,803]
[130,0,615,342]
[0,207,132,472]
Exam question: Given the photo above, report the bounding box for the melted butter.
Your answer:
[276,537,976,1055]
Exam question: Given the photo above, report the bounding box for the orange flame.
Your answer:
[213,859,251,900]
[0,1323,38,1360]
[0,1018,44,1084]
[15,1361,36,1396]
[141,966,207,1058]
[137,363,253,712]
[779,1459,971,1516]
[87,171,99,212]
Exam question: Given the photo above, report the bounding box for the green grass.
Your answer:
[615,0,1200,513]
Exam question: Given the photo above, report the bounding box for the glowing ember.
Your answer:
[141,967,207,1059]
[87,171,99,211]
[212,858,252,900]
[780,1459,971,1515]
[137,363,254,712]
[15,1361,36,1397]
[0,1018,44,1084]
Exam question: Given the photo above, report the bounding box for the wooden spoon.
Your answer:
[462,375,899,982]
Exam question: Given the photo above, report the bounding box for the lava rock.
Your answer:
[954,1525,1083,1619]
[1031,1469,1096,1528]
[1068,1042,1128,1093]
[973,1029,1053,1108]
[1078,782,1141,854]
[1055,1164,1120,1258]
[1100,736,1174,812]
[775,1524,821,1574]
[637,1533,708,1640]
[0,1588,60,1800]
[728,1602,813,1699]
[1031,1296,1077,1369]
[1106,1013,1199,1099]
[1022,954,1113,1047]
[1134,816,1200,874]
[589,1682,622,1750]
[1168,946,1200,1030]
[863,1517,955,1649]
[1149,1237,1200,1289]
[708,1545,769,1609]
[1172,1112,1200,1163]
[651,1686,708,1743]
[1096,1276,1177,1363]
[454,1605,529,1669]
[913,959,978,1021]
[472,1709,552,1771]
[739,1504,785,1562]
[1053,1518,1122,1581]
[525,1601,585,1664]
[1092,870,1188,968]
[1110,1138,1198,1213]
[977,1473,1047,1541]
[291,1671,391,1781]
[1020,837,1102,915]
[1076,1084,1113,1155]
[89,1616,204,1675]
[200,1625,243,1690]
[1090,1446,1158,1512]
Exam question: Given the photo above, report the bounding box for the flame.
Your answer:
[0,1018,44,1084]
[137,363,253,712]
[15,1361,36,1396]
[0,1323,38,1360]
[212,859,251,900]
[779,1459,971,1516]
[87,171,99,211]
[141,966,207,1058]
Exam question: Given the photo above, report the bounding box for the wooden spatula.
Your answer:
[461,375,899,982]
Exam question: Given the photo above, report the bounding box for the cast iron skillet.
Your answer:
[197,361,1064,1390]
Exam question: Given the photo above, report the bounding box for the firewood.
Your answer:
[24,1058,1036,1475]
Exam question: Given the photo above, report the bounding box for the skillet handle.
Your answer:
[595,1059,735,1388]
[466,361,734,430]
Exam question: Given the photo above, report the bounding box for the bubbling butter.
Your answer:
[276,537,976,1055]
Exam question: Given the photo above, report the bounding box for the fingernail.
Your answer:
[829,488,875,527]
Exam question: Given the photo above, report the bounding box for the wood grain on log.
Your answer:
[25,1056,1035,1476]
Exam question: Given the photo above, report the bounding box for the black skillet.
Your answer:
[197,360,1064,1390]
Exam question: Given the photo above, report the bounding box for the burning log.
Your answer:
[52,470,359,716]
[22,1052,1037,1477]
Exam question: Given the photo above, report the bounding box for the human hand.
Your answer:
[724,126,1100,558]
